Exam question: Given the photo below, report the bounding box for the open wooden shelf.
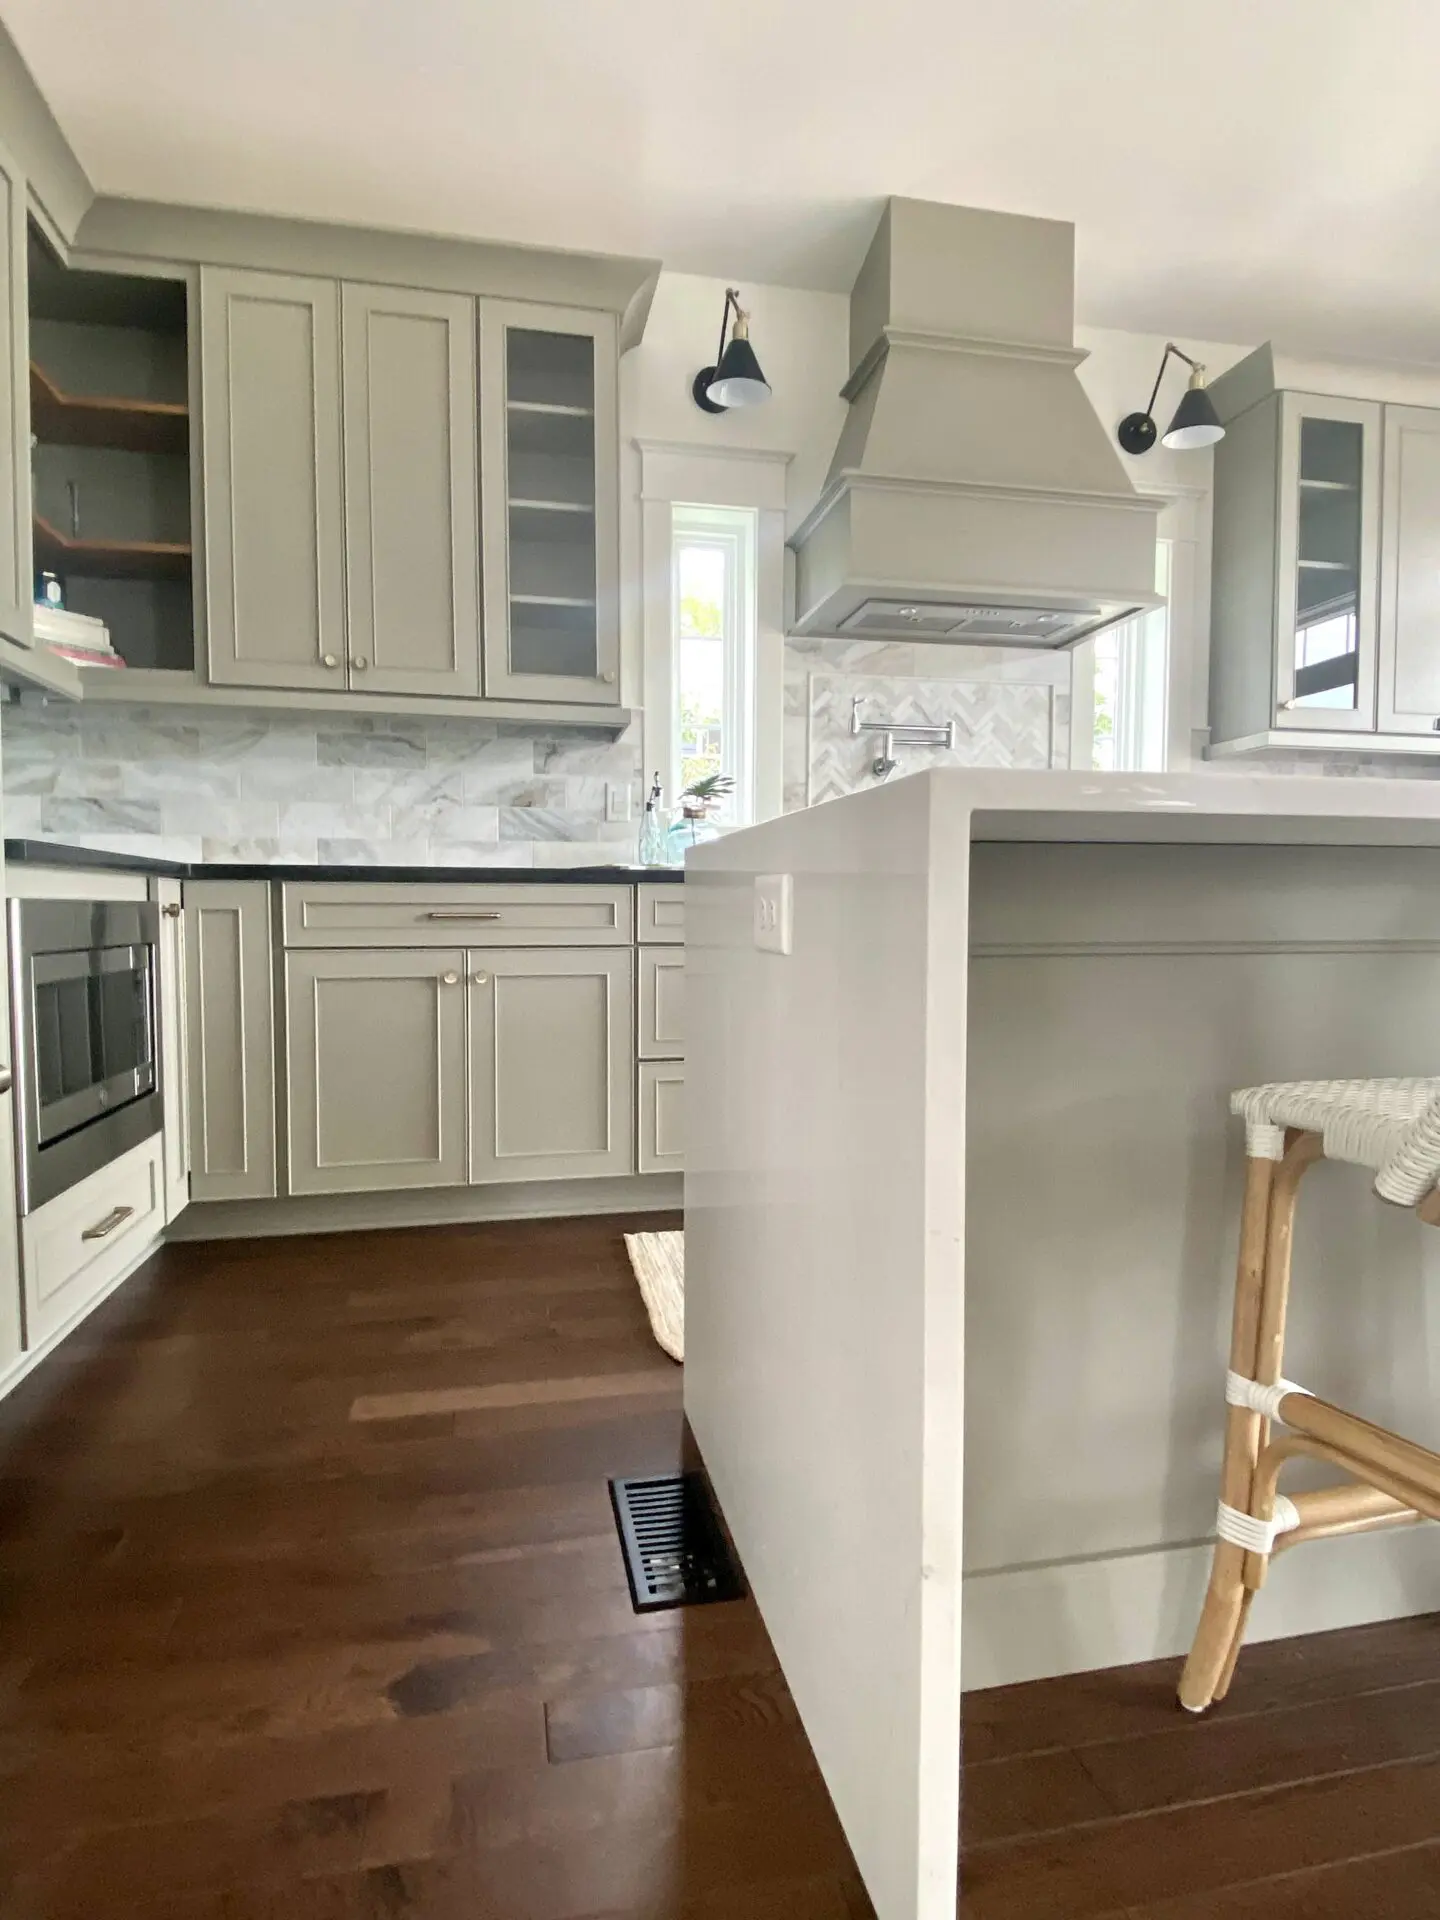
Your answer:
[34,513,192,582]
[30,362,189,457]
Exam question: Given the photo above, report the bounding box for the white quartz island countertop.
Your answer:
[683,771,1440,1920]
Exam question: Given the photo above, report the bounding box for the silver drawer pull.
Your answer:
[424,910,503,921]
[82,1204,134,1242]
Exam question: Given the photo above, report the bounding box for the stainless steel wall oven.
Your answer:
[8,898,162,1213]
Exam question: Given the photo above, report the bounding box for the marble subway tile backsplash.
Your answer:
[1,705,642,866]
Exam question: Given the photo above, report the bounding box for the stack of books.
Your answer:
[33,605,125,670]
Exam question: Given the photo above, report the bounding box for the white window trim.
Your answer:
[672,506,757,825]
[637,441,789,821]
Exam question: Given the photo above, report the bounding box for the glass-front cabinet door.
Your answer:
[1273,393,1381,731]
[479,300,619,704]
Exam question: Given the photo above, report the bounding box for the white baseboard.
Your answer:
[169,1173,684,1242]
[961,1524,1440,1691]
[0,1228,164,1406]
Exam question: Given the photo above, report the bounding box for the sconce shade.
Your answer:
[706,333,770,409]
[693,289,772,413]
[1162,381,1225,450]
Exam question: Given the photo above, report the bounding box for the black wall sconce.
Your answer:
[692,288,771,413]
[1117,343,1225,455]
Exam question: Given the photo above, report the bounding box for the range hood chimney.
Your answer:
[790,200,1162,648]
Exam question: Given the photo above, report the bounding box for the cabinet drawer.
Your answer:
[638,1060,684,1174]
[638,946,685,1060]
[21,1136,163,1350]
[282,882,633,949]
[636,884,684,944]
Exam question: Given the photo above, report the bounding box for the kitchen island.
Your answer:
[684,770,1440,1920]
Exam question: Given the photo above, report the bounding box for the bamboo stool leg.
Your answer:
[1178,1132,1321,1712]
[1178,1150,1275,1712]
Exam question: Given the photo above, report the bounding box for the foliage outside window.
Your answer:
[672,505,757,826]
[1093,540,1171,772]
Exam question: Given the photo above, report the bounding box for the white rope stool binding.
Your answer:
[1217,1495,1301,1555]
[1225,1371,1313,1423]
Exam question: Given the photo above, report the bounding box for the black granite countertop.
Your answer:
[3,841,686,884]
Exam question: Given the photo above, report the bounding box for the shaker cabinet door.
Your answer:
[468,948,634,1183]
[201,268,346,692]
[1378,404,1440,735]
[185,881,277,1201]
[1272,392,1380,733]
[341,285,480,699]
[0,134,31,651]
[286,948,468,1195]
[479,300,620,704]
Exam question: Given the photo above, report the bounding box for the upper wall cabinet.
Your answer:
[201,268,346,693]
[341,284,480,699]
[198,274,619,711]
[0,136,32,651]
[1205,343,1440,756]
[1209,381,1381,748]
[479,301,620,705]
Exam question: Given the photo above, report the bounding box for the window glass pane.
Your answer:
[676,542,727,794]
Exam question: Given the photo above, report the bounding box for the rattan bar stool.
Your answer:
[1180,1077,1440,1715]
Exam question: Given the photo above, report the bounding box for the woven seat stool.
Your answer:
[1180,1076,1440,1715]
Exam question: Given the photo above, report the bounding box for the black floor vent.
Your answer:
[609,1472,746,1612]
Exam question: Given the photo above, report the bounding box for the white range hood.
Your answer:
[790,199,1163,649]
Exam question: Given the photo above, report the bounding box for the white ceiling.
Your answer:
[8,0,1440,364]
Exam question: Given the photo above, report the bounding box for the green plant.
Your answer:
[681,771,735,814]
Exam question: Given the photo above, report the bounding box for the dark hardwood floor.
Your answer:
[0,1215,1435,1917]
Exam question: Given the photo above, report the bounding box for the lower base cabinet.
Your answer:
[186,881,277,1201]
[637,1058,684,1173]
[282,943,636,1197]
[286,948,469,1195]
[21,1136,163,1350]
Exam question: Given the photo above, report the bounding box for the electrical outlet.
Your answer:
[753,873,793,955]
[605,782,632,823]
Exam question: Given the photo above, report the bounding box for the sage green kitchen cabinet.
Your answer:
[637,1059,685,1174]
[0,135,32,652]
[478,300,620,704]
[468,947,634,1183]
[200,267,346,693]
[1377,404,1440,735]
[153,879,190,1223]
[340,284,481,699]
[185,880,277,1201]
[285,947,469,1195]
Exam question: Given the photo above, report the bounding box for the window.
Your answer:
[672,505,757,826]
[1093,540,1171,772]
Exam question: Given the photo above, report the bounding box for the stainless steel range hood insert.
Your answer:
[790,200,1163,649]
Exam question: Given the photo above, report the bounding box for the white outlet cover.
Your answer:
[605,782,632,823]
[754,873,793,955]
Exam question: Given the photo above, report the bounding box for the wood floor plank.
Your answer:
[1121,1839,1440,1918]
[961,1755,1440,1919]
[350,1369,680,1422]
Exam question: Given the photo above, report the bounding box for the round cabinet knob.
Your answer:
[0,1067,12,1096]
[352,656,369,673]
[471,971,490,986]
[322,654,339,669]
[441,971,459,986]
[601,670,616,685]
[162,902,182,919]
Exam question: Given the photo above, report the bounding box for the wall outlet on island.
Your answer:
[754,874,793,955]
[605,782,632,823]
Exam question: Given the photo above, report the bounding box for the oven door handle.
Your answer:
[81,1205,135,1242]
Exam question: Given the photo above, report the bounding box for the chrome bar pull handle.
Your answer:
[424,910,502,921]
[82,1204,134,1241]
